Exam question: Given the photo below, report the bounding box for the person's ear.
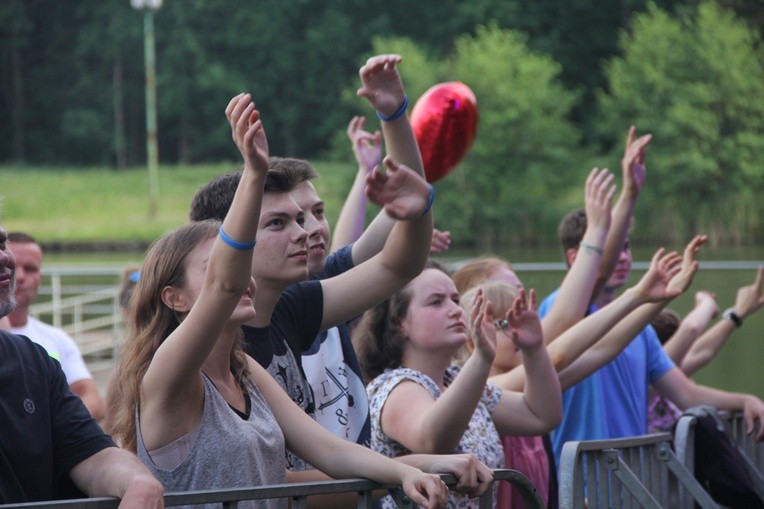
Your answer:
[160,286,191,313]
[565,247,578,267]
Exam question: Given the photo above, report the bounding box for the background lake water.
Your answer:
[45,243,764,398]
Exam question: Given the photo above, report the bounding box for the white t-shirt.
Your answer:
[11,316,93,384]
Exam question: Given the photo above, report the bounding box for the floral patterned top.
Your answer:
[367,365,505,509]
[648,393,683,432]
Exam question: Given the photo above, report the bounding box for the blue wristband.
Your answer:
[219,226,257,250]
[421,184,435,217]
[376,95,409,122]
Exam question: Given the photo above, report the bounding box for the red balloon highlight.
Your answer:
[410,82,478,183]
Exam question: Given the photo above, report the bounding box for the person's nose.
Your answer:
[293,223,309,245]
[304,214,321,240]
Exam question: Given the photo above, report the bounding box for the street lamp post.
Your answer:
[131,0,162,220]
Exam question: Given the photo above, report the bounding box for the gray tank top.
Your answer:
[137,374,287,509]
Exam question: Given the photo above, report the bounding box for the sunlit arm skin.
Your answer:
[252,358,449,509]
[348,54,427,266]
[285,450,494,508]
[70,378,105,422]
[330,116,381,253]
[682,267,764,376]
[653,369,764,441]
[319,158,433,331]
[592,126,651,299]
[558,236,706,389]
[69,448,164,508]
[661,291,718,366]
[541,168,615,344]
[491,247,684,391]
[381,289,560,459]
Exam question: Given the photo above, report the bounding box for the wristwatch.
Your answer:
[722,307,743,328]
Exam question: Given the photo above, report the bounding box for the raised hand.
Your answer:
[225,93,269,174]
[584,167,617,233]
[666,235,708,294]
[357,54,407,117]
[468,289,497,364]
[365,156,430,220]
[430,229,451,254]
[504,288,543,351]
[634,248,683,302]
[694,291,719,318]
[621,125,652,198]
[347,115,383,173]
[734,267,764,320]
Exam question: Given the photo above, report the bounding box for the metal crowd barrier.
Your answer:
[0,469,542,509]
[558,432,719,509]
[673,406,764,505]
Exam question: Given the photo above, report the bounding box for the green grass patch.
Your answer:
[1,161,358,243]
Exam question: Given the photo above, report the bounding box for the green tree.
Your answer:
[444,23,583,248]
[597,1,764,243]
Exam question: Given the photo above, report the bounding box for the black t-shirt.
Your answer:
[0,331,115,503]
[241,280,323,470]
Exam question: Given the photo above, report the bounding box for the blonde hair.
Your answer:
[105,220,249,451]
[456,281,521,364]
[452,257,514,295]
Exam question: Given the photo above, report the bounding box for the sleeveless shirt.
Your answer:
[137,374,287,509]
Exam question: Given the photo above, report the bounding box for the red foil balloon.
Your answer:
[410,82,478,183]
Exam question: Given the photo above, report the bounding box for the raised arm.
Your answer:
[661,291,718,366]
[374,289,497,454]
[140,93,268,437]
[593,126,651,298]
[490,248,683,392]
[558,236,706,389]
[682,267,764,376]
[540,167,615,343]
[349,54,426,265]
[330,116,382,253]
[319,157,433,330]
[490,289,562,436]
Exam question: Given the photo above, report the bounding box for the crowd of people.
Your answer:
[1,53,763,509]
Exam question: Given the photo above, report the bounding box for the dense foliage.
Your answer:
[1,0,762,246]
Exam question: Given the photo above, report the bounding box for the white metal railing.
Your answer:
[30,266,125,356]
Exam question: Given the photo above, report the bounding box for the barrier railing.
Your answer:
[558,433,719,508]
[673,407,764,505]
[0,469,542,508]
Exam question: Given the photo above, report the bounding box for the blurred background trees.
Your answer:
[1,0,762,247]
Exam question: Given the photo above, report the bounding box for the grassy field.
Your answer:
[1,162,359,244]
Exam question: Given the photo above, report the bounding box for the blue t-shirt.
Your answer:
[539,288,675,466]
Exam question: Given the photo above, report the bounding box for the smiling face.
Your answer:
[290,181,330,277]
[0,228,17,318]
[252,192,309,288]
[400,268,468,353]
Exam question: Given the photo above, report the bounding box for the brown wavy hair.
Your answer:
[353,260,450,382]
[105,220,248,451]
